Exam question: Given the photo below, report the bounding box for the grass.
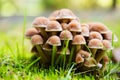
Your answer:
[0,18,120,80]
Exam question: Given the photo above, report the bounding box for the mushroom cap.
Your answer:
[49,10,60,20]
[76,53,84,63]
[88,22,109,34]
[31,35,43,45]
[77,50,90,58]
[102,40,113,50]
[89,31,103,40]
[61,23,68,30]
[72,35,86,45]
[60,30,73,40]
[56,9,76,20]
[32,17,49,28]
[88,39,103,49]
[25,28,39,38]
[81,24,89,37]
[103,31,118,42]
[45,21,62,32]
[112,48,120,63]
[68,20,82,32]
[84,58,97,67]
[46,35,61,46]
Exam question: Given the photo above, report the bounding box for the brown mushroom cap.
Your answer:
[102,40,113,50]
[81,24,89,37]
[32,17,49,28]
[68,20,82,32]
[25,28,39,38]
[88,22,109,34]
[31,35,43,45]
[45,21,62,32]
[88,39,103,49]
[89,31,103,40]
[72,35,86,45]
[78,50,90,58]
[75,53,84,63]
[49,10,60,20]
[56,9,76,20]
[46,35,61,46]
[61,23,68,30]
[60,30,73,40]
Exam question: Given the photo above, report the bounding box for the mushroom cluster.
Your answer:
[25,9,117,72]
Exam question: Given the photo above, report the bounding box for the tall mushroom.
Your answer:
[32,17,49,39]
[88,39,103,57]
[72,35,86,53]
[46,35,61,66]
[95,40,112,63]
[31,34,48,63]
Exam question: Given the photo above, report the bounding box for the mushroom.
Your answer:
[112,48,120,63]
[45,21,62,36]
[79,57,97,71]
[81,24,89,37]
[46,35,61,66]
[75,52,84,64]
[32,17,49,39]
[68,20,82,36]
[102,31,118,42]
[88,22,109,34]
[72,35,86,53]
[56,9,76,23]
[89,31,103,41]
[25,27,39,39]
[95,40,112,63]
[49,10,60,20]
[100,55,109,72]
[61,23,69,30]
[77,50,90,59]
[31,34,48,63]
[88,39,103,57]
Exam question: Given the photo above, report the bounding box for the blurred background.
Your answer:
[0,0,120,47]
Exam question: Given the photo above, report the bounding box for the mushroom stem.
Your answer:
[36,45,48,63]
[40,28,48,40]
[95,49,106,63]
[51,46,57,67]
[90,48,97,58]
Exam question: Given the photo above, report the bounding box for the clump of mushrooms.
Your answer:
[25,9,117,74]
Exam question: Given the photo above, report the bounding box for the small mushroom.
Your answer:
[61,23,69,30]
[49,10,60,20]
[56,9,76,23]
[25,27,39,39]
[32,17,49,39]
[88,39,103,57]
[72,35,86,53]
[46,35,61,66]
[68,20,82,36]
[80,58,97,71]
[112,48,120,63]
[102,31,118,42]
[77,50,90,59]
[31,35,48,63]
[45,21,62,35]
[88,22,109,34]
[95,40,112,63]
[89,31,103,41]
[81,24,89,37]
[75,52,84,64]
